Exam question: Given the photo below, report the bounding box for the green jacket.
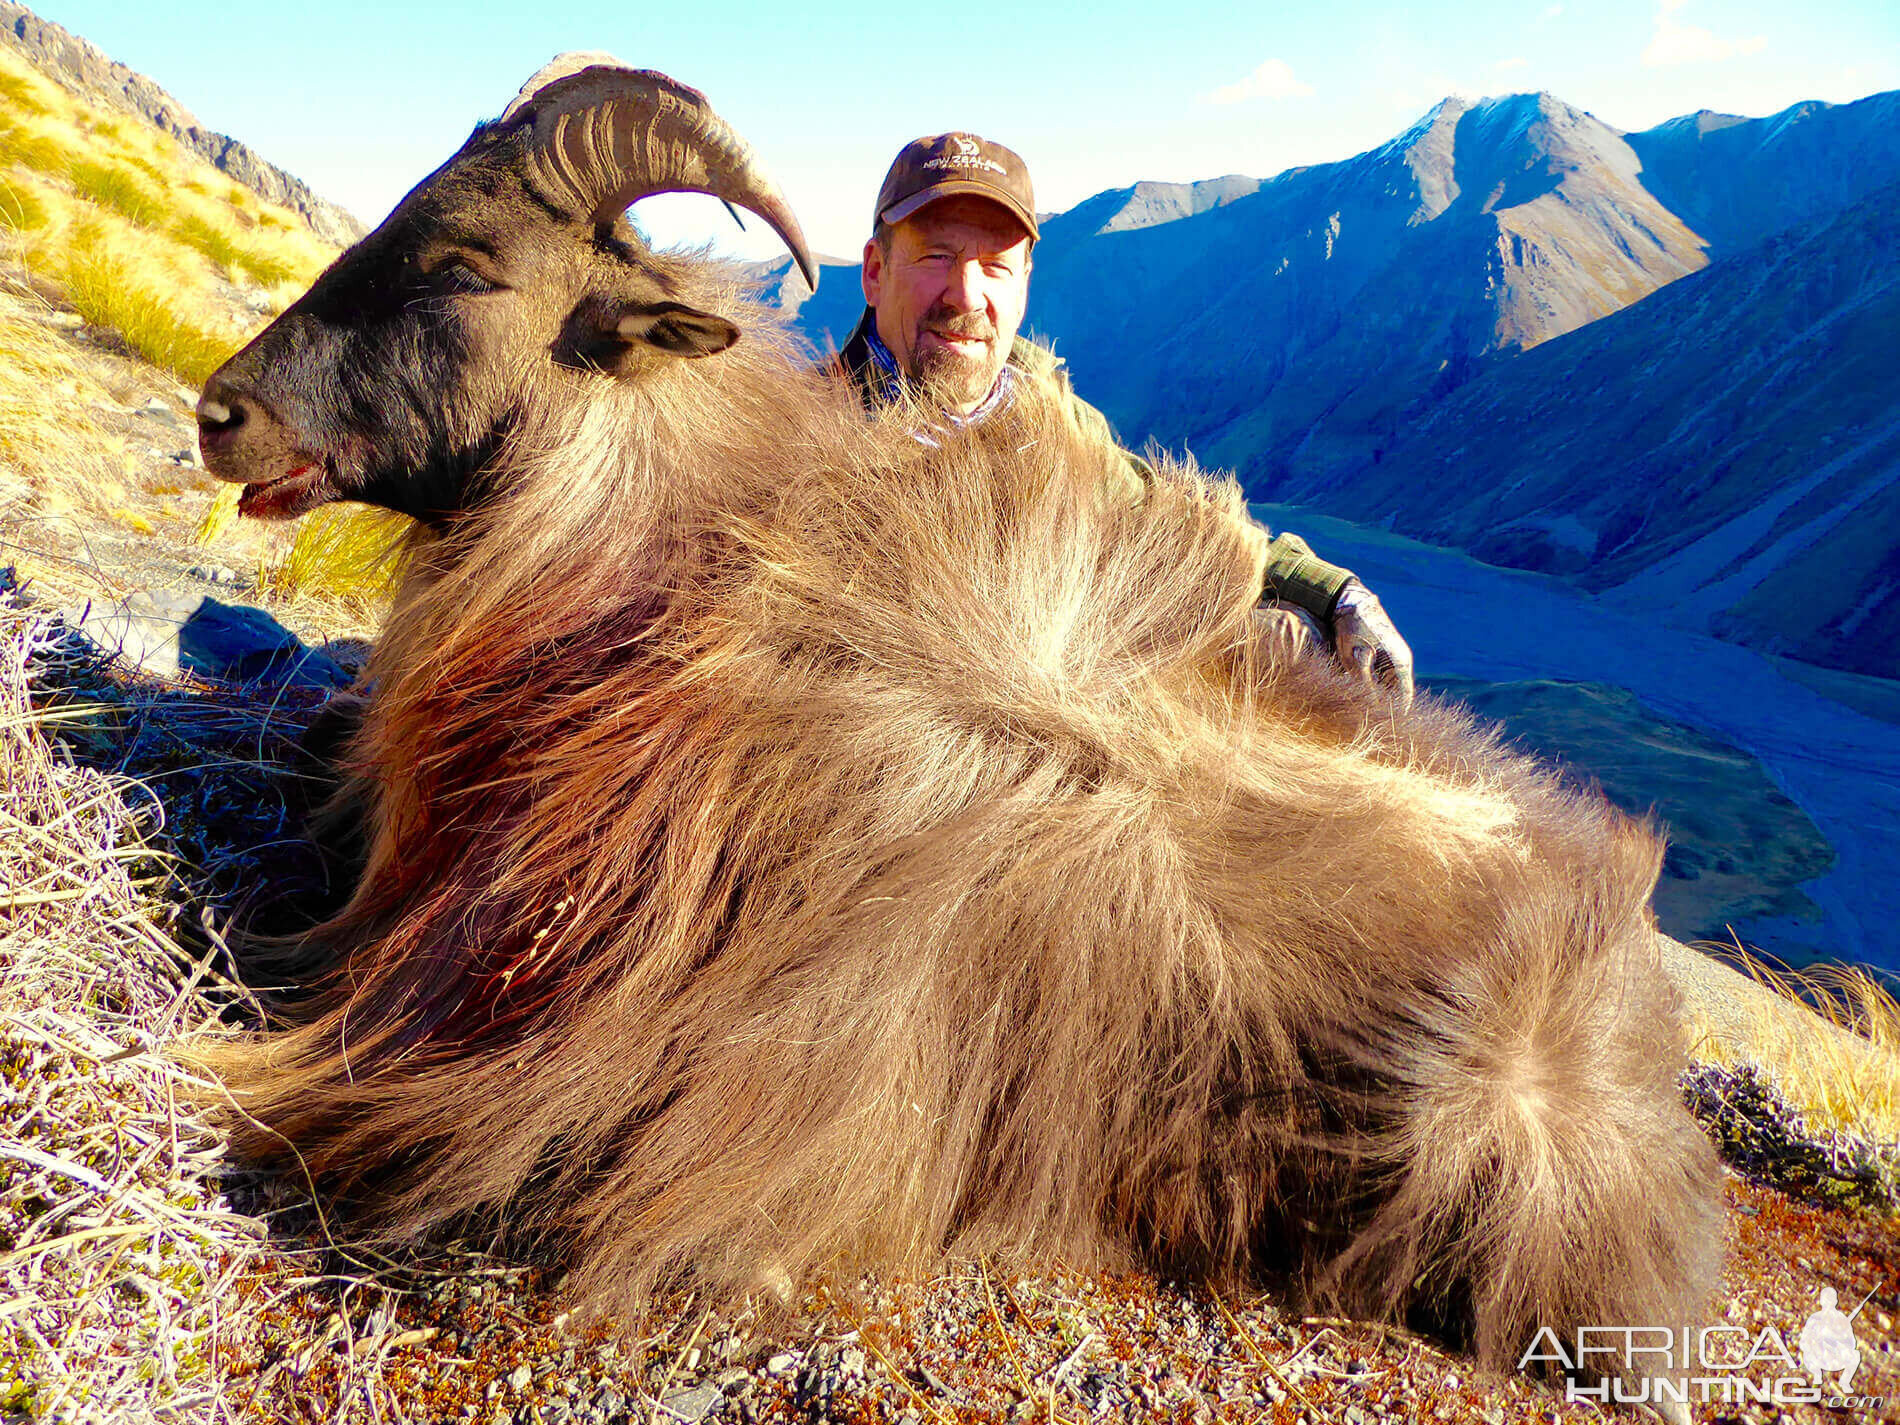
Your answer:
[835,309,1355,622]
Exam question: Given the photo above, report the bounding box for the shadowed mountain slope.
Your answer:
[1341,179,1900,679]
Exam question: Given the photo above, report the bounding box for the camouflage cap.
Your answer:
[874,133,1039,240]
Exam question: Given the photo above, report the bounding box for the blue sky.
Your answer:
[33,1,1900,261]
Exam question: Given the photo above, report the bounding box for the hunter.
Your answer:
[834,132,1414,699]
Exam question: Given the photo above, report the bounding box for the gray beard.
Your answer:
[911,343,1004,409]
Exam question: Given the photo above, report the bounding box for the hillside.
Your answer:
[0,0,363,244]
[1315,179,1900,678]
[0,37,385,642]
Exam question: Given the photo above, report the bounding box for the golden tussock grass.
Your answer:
[58,221,241,386]
[0,46,400,604]
[64,155,166,227]
[0,175,48,233]
[192,483,408,618]
[169,211,299,287]
[0,117,63,175]
[0,45,335,385]
[0,65,49,117]
[1691,937,1900,1147]
[252,502,412,605]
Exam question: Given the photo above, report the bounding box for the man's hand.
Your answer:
[1252,601,1326,667]
[1331,579,1414,708]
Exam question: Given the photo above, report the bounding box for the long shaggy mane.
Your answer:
[199,291,1719,1375]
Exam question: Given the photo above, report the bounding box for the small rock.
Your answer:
[838,1347,866,1379]
[658,1384,721,1422]
[765,1352,798,1375]
[1442,1372,1458,1390]
[62,588,348,688]
[507,1364,531,1392]
[713,1368,752,1394]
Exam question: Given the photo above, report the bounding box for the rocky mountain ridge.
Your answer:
[0,0,363,245]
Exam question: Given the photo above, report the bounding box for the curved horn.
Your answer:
[505,56,818,293]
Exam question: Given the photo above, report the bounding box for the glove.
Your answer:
[1252,600,1327,667]
[1331,579,1414,708]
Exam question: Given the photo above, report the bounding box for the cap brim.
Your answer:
[880,180,1039,241]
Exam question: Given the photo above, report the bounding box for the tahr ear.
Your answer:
[616,302,741,357]
[555,297,741,376]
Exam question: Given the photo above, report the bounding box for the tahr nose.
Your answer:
[196,380,254,454]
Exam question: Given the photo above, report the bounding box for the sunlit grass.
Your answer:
[193,482,242,545]
[0,176,48,232]
[0,67,49,117]
[253,502,412,603]
[1692,938,1900,1146]
[60,223,241,386]
[0,116,65,174]
[170,211,298,286]
[66,156,166,227]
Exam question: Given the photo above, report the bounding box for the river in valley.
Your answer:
[1256,504,1900,975]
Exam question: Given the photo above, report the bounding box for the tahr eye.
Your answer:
[435,258,498,295]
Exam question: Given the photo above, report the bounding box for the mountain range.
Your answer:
[774,87,1900,681]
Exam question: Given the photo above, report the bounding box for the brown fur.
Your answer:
[199,289,1719,1377]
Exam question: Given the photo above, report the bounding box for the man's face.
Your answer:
[861,196,1033,414]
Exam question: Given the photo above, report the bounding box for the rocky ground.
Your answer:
[211,1171,1898,1425]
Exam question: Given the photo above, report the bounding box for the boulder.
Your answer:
[62,588,349,689]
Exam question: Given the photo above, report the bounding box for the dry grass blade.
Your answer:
[1693,933,1900,1146]
[1209,1285,1319,1417]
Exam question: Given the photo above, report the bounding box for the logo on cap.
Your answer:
[873,132,1039,241]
